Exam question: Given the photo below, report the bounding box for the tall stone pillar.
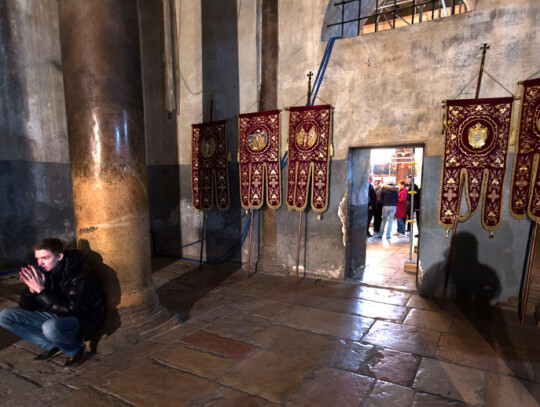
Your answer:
[58,0,169,352]
[259,0,284,273]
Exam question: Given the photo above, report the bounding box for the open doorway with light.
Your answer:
[346,145,423,291]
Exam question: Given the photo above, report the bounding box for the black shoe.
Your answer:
[34,347,62,361]
[64,345,86,367]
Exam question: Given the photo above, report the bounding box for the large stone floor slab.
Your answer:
[414,358,486,406]
[218,349,314,404]
[362,320,441,357]
[0,259,538,406]
[285,367,374,406]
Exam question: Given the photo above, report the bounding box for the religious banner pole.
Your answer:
[440,44,493,308]
[441,175,464,309]
[475,43,490,99]
[520,221,538,324]
[511,76,540,324]
[295,210,303,285]
[307,71,313,105]
[246,85,264,277]
[294,72,314,285]
[199,91,215,267]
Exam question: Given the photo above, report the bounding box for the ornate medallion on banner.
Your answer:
[191,120,230,211]
[286,105,332,212]
[238,110,282,210]
[510,78,540,222]
[439,97,513,231]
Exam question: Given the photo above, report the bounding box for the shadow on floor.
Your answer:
[421,231,539,403]
[156,261,241,322]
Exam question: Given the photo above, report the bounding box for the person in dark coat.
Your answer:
[0,238,106,367]
[373,179,383,233]
[367,176,377,237]
[378,181,398,239]
[406,175,421,235]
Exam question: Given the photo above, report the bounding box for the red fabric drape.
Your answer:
[510,78,540,222]
[286,105,332,212]
[191,120,229,211]
[439,97,513,231]
[238,110,282,209]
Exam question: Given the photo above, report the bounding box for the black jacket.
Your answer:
[19,250,106,340]
[381,185,398,206]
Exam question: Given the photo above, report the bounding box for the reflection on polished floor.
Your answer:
[1,257,539,405]
[351,220,418,292]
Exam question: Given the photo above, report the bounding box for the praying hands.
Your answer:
[19,266,45,294]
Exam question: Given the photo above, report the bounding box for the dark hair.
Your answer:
[32,238,64,255]
[399,180,406,186]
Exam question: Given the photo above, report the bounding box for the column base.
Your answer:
[93,296,178,354]
[257,246,287,275]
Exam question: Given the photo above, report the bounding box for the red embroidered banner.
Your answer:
[238,110,282,209]
[439,97,513,231]
[191,120,229,211]
[510,78,540,222]
[286,105,332,212]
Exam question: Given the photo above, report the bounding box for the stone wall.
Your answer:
[176,0,540,304]
[0,1,75,265]
[0,0,181,265]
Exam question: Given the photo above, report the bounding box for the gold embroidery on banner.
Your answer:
[248,128,267,151]
[200,136,216,158]
[468,122,488,149]
[296,124,317,149]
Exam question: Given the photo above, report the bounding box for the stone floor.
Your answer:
[351,220,418,291]
[1,258,540,406]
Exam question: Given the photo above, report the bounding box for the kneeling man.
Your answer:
[0,238,106,367]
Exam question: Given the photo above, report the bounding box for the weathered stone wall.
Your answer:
[0,0,181,265]
[176,0,539,303]
[139,0,181,256]
[0,1,75,265]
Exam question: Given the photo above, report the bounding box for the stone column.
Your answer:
[58,0,170,352]
[258,0,285,274]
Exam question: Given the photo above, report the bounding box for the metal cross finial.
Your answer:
[307,71,314,104]
[475,43,490,99]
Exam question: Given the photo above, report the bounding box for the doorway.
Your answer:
[346,145,423,291]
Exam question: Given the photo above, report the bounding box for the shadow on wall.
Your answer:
[78,239,121,351]
[420,231,501,304]
[421,232,539,400]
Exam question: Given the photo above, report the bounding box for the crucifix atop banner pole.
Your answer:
[307,71,313,105]
[440,45,515,309]
[475,43,490,99]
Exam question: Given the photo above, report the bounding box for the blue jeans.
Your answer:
[397,217,405,234]
[0,308,82,356]
[380,206,396,238]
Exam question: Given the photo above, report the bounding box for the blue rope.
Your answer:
[280,150,288,170]
[181,210,254,265]
[310,37,337,106]
[1,269,20,276]
[279,37,338,171]
[180,212,248,249]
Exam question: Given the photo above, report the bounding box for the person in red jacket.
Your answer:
[395,180,408,238]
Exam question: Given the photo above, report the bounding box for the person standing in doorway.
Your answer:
[367,176,376,237]
[373,179,383,234]
[395,180,407,238]
[377,181,398,239]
